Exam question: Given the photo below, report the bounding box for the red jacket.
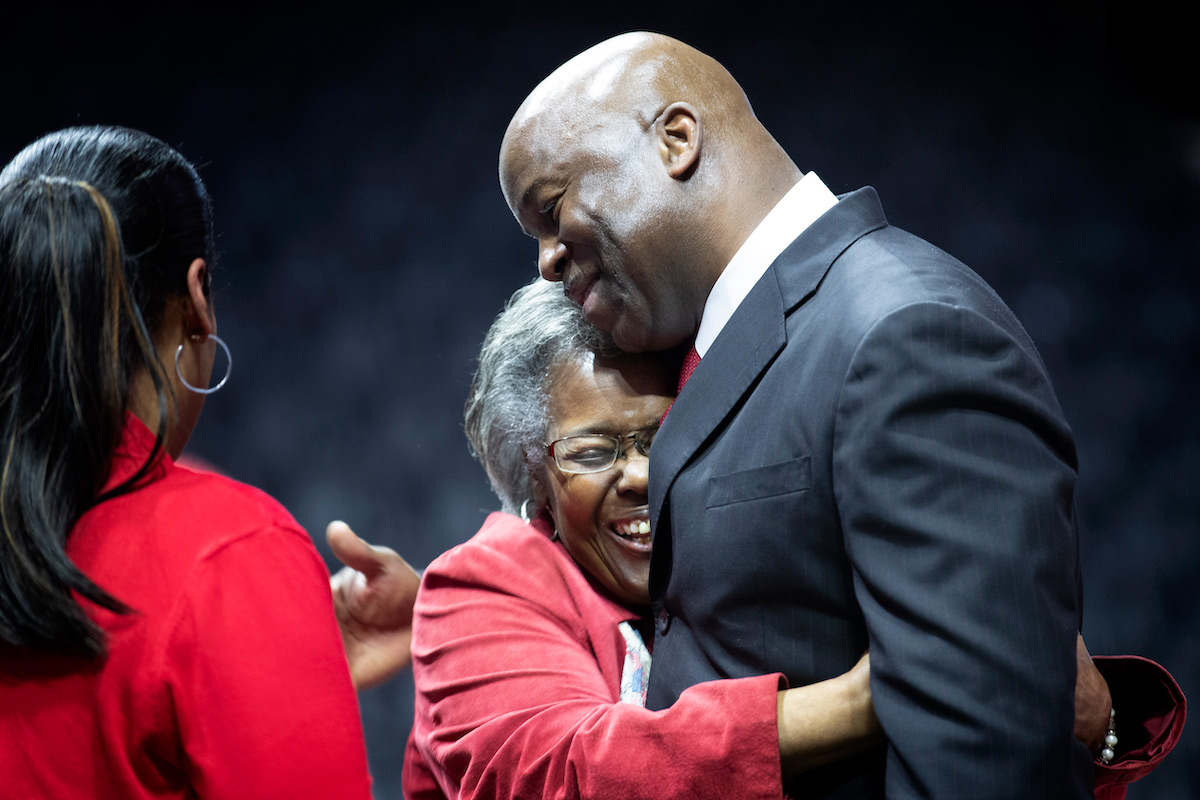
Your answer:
[404,512,785,799]
[0,416,373,799]
[1093,654,1187,800]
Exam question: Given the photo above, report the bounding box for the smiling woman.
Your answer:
[401,278,883,800]
[540,351,670,607]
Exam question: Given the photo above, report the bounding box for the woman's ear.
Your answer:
[527,472,558,533]
[184,258,214,337]
[657,102,702,179]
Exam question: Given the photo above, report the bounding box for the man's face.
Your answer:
[499,108,702,354]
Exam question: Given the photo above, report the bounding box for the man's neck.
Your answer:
[693,172,837,356]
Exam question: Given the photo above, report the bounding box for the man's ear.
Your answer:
[184,258,214,338]
[656,102,701,179]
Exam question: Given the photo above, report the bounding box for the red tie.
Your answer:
[663,345,700,424]
[677,345,701,393]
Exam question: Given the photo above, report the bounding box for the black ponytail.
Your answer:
[0,127,214,657]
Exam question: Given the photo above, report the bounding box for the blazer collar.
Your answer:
[649,186,888,522]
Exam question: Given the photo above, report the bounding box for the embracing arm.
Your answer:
[405,518,880,800]
[777,651,882,778]
[780,640,1120,780]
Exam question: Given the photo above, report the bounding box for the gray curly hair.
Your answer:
[464,278,619,514]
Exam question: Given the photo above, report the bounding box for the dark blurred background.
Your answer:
[5,2,1196,796]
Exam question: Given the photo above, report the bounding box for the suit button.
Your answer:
[655,606,672,635]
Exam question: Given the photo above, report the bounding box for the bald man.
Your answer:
[499,32,1094,798]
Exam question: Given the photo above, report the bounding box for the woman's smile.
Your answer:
[542,351,673,606]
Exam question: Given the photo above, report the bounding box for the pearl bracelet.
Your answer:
[1098,708,1118,764]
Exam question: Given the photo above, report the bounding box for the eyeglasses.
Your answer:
[545,428,657,474]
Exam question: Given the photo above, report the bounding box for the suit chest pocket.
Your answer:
[706,456,812,508]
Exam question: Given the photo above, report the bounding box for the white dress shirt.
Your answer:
[693,172,838,357]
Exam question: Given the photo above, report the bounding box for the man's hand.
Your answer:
[1074,633,1113,752]
[327,521,421,690]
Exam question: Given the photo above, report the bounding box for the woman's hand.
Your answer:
[1073,634,1113,753]
[776,652,883,779]
[327,521,421,690]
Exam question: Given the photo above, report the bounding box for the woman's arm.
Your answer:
[776,635,1120,779]
[777,652,881,778]
[406,515,883,800]
[1091,653,1187,800]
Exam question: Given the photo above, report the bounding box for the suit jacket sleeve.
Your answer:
[833,301,1094,797]
[403,515,784,800]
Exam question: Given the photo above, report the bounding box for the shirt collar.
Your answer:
[102,412,170,494]
[693,172,837,356]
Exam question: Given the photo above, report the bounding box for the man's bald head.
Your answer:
[503,33,748,149]
[499,32,800,353]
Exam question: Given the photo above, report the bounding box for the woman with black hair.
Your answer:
[0,127,373,799]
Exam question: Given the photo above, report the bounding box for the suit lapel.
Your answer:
[650,273,785,522]
[649,187,889,524]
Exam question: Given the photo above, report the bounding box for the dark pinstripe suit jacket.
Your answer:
[646,187,1095,797]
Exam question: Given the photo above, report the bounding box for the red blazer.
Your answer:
[0,416,373,800]
[403,512,786,800]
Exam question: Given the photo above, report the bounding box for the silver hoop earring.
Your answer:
[175,334,232,395]
[520,499,558,538]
